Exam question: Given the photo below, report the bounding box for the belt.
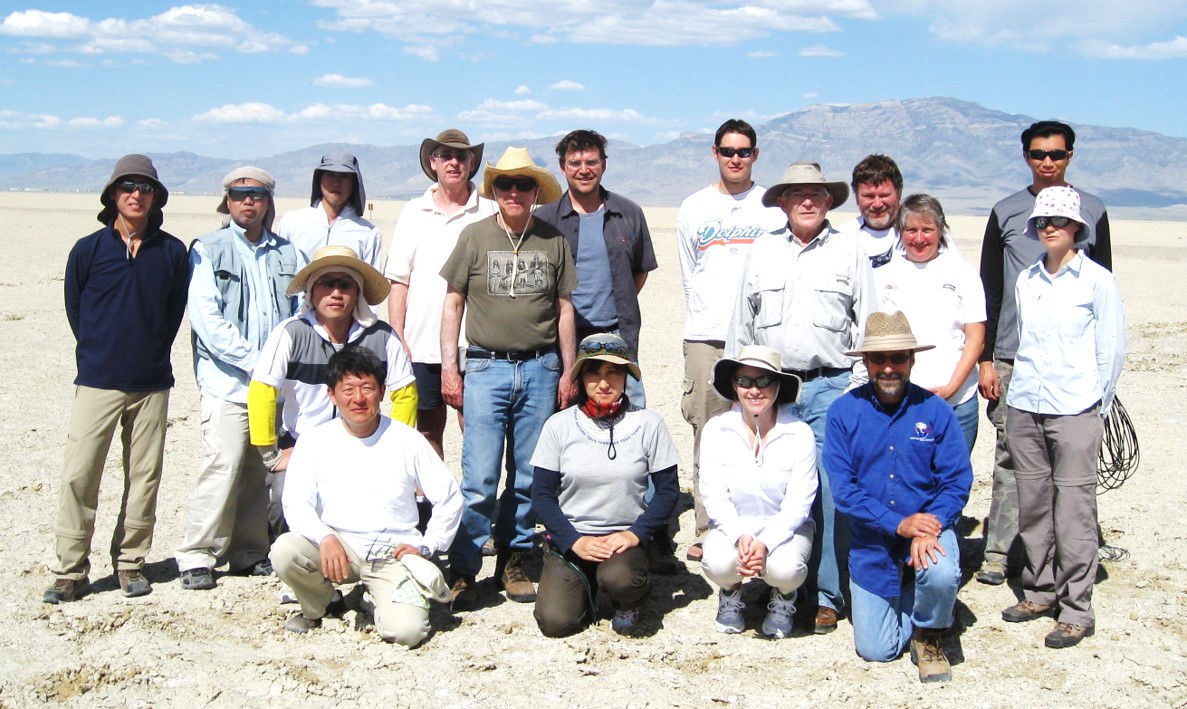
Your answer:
[576,322,619,339]
[785,366,848,382]
[466,346,554,362]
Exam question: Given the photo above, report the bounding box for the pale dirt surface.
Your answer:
[1,194,1185,707]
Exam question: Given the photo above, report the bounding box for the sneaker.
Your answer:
[975,561,1006,586]
[910,628,952,682]
[449,572,478,611]
[118,570,152,598]
[611,607,640,635]
[278,583,299,605]
[1044,621,1094,649]
[231,559,273,577]
[180,567,216,591]
[42,577,89,604]
[1001,600,1057,623]
[500,551,537,603]
[760,589,796,639]
[284,614,320,634]
[714,588,745,634]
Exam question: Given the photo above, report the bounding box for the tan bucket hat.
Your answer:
[761,161,849,209]
[286,244,389,305]
[845,311,936,355]
[479,147,562,204]
[711,345,803,404]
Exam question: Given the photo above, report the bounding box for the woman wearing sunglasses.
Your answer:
[698,345,816,638]
[529,333,680,637]
[1001,185,1125,649]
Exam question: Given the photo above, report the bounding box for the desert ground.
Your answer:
[1,192,1184,707]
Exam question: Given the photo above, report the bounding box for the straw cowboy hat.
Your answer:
[711,345,803,404]
[286,244,389,305]
[419,129,484,182]
[761,161,849,209]
[845,311,936,356]
[479,147,562,204]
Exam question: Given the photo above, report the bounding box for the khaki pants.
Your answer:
[52,386,170,579]
[270,533,432,648]
[983,359,1022,567]
[174,394,272,572]
[681,340,730,536]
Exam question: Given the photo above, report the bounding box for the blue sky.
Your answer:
[2,1,1186,159]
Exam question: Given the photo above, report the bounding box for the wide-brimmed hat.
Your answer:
[1027,185,1091,244]
[711,345,802,404]
[310,150,366,214]
[845,311,936,356]
[571,333,641,384]
[419,129,484,182]
[217,166,276,232]
[286,244,389,305]
[97,153,168,224]
[479,147,562,204]
[761,161,849,209]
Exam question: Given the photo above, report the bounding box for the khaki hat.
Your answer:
[419,129,484,182]
[571,333,642,384]
[761,161,849,209]
[845,311,936,356]
[711,345,802,404]
[286,244,389,305]
[479,147,562,204]
[217,166,276,232]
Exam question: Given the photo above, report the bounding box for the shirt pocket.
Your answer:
[812,272,853,333]
[750,271,785,330]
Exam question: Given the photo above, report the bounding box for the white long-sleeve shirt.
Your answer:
[282,416,462,558]
[276,202,383,269]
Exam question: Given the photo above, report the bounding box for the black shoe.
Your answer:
[231,559,273,577]
[180,567,216,590]
[43,577,90,604]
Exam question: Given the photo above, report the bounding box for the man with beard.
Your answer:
[836,155,906,268]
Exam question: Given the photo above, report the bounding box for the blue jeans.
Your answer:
[952,394,979,456]
[790,369,850,612]
[449,352,560,577]
[849,528,961,662]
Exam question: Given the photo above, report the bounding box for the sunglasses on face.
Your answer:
[716,147,754,159]
[1034,216,1074,230]
[117,181,155,194]
[315,276,358,292]
[734,374,776,389]
[579,338,629,358]
[866,352,911,365]
[433,149,470,163]
[227,186,270,202]
[493,176,538,192]
[1027,149,1070,161]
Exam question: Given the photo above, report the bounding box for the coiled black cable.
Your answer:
[1097,395,1139,493]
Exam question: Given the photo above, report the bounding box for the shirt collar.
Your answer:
[559,186,617,218]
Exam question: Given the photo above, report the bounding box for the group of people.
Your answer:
[43,118,1125,675]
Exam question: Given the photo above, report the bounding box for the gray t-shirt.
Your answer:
[530,405,680,536]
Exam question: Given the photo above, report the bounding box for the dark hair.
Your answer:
[1021,121,1076,151]
[555,129,608,162]
[573,360,628,404]
[326,347,386,389]
[714,119,757,148]
[895,193,949,250]
[851,154,903,193]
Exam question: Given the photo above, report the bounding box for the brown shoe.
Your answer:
[685,542,704,562]
[117,570,152,598]
[910,628,952,682]
[1044,621,1094,649]
[449,572,478,611]
[1001,600,1057,623]
[814,606,838,634]
[500,551,537,603]
[42,577,90,604]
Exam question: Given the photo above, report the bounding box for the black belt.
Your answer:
[576,322,619,339]
[467,346,554,362]
[785,366,848,382]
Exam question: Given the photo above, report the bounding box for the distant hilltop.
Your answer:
[5,97,1186,220]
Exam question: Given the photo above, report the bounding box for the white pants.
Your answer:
[702,525,814,594]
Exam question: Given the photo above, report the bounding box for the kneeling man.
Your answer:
[823,311,972,682]
[271,348,461,648]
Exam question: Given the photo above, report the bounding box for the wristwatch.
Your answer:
[417,546,431,558]
[259,446,282,471]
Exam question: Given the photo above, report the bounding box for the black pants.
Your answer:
[533,543,650,637]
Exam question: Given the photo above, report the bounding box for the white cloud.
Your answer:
[314,73,374,88]
[403,45,439,61]
[747,50,778,58]
[0,10,90,38]
[195,102,289,124]
[289,45,310,55]
[194,102,434,124]
[1081,35,1187,59]
[549,79,585,91]
[456,109,522,125]
[479,99,549,111]
[536,107,654,123]
[0,109,124,130]
[514,85,531,95]
[802,91,819,99]
[67,116,124,128]
[800,44,842,57]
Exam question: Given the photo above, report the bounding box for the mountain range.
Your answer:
[5,97,1186,219]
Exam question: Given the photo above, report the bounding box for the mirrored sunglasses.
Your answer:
[227,186,270,202]
[579,338,629,358]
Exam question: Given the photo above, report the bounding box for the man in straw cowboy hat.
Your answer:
[175,167,304,591]
[728,160,877,634]
[439,146,577,607]
[276,150,383,269]
[822,311,972,682]
[385,129,496,459]
[248,245,416,536]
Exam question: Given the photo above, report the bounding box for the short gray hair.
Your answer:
[896,193,949,250]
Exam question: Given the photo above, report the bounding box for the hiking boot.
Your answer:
[1044,621,1094,649]
[814,606,838,634]
[284,614,320,634]
[499,551,536,603]
[647,528,682,575]
[760,589,796,639]
[1001,600,1057,623]
[118,570,152,598]
[42,577,89,604]
[714,588,745,634]
[481,538,497,557]
[611,607,640,635]
[910,628,952,683]
[180,567,216,591]
[975,561,1006,586]
[449,572,478,611]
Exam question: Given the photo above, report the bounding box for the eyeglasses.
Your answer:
[716,147,754,159]
[433,149,470,163]
[227,186,270,202]
[565,159,602,169]
[493,176,538,192]
[315,276,358,292]
[734,374,776,389]
[1034,216,1074,229]
[117,181,155,194]
[1027,149,1070,161]
[579,338,629,358]
[866,352,911,365]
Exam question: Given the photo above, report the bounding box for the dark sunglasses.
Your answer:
[117,181,155,194]
[734,374,776,389]
[1034,216,1075,229]
[493,176,538,192]
[227,186,270,202]
[716,147,754,159]
[1027,149,1070,161]
[579,338,629,358]
[433,149,470,163]
[315,276,358,292]
[866,352,911,365]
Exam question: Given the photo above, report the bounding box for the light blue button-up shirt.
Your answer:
[1008,249,1125,416]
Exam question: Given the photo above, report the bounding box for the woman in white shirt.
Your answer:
[699,345,817,639]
